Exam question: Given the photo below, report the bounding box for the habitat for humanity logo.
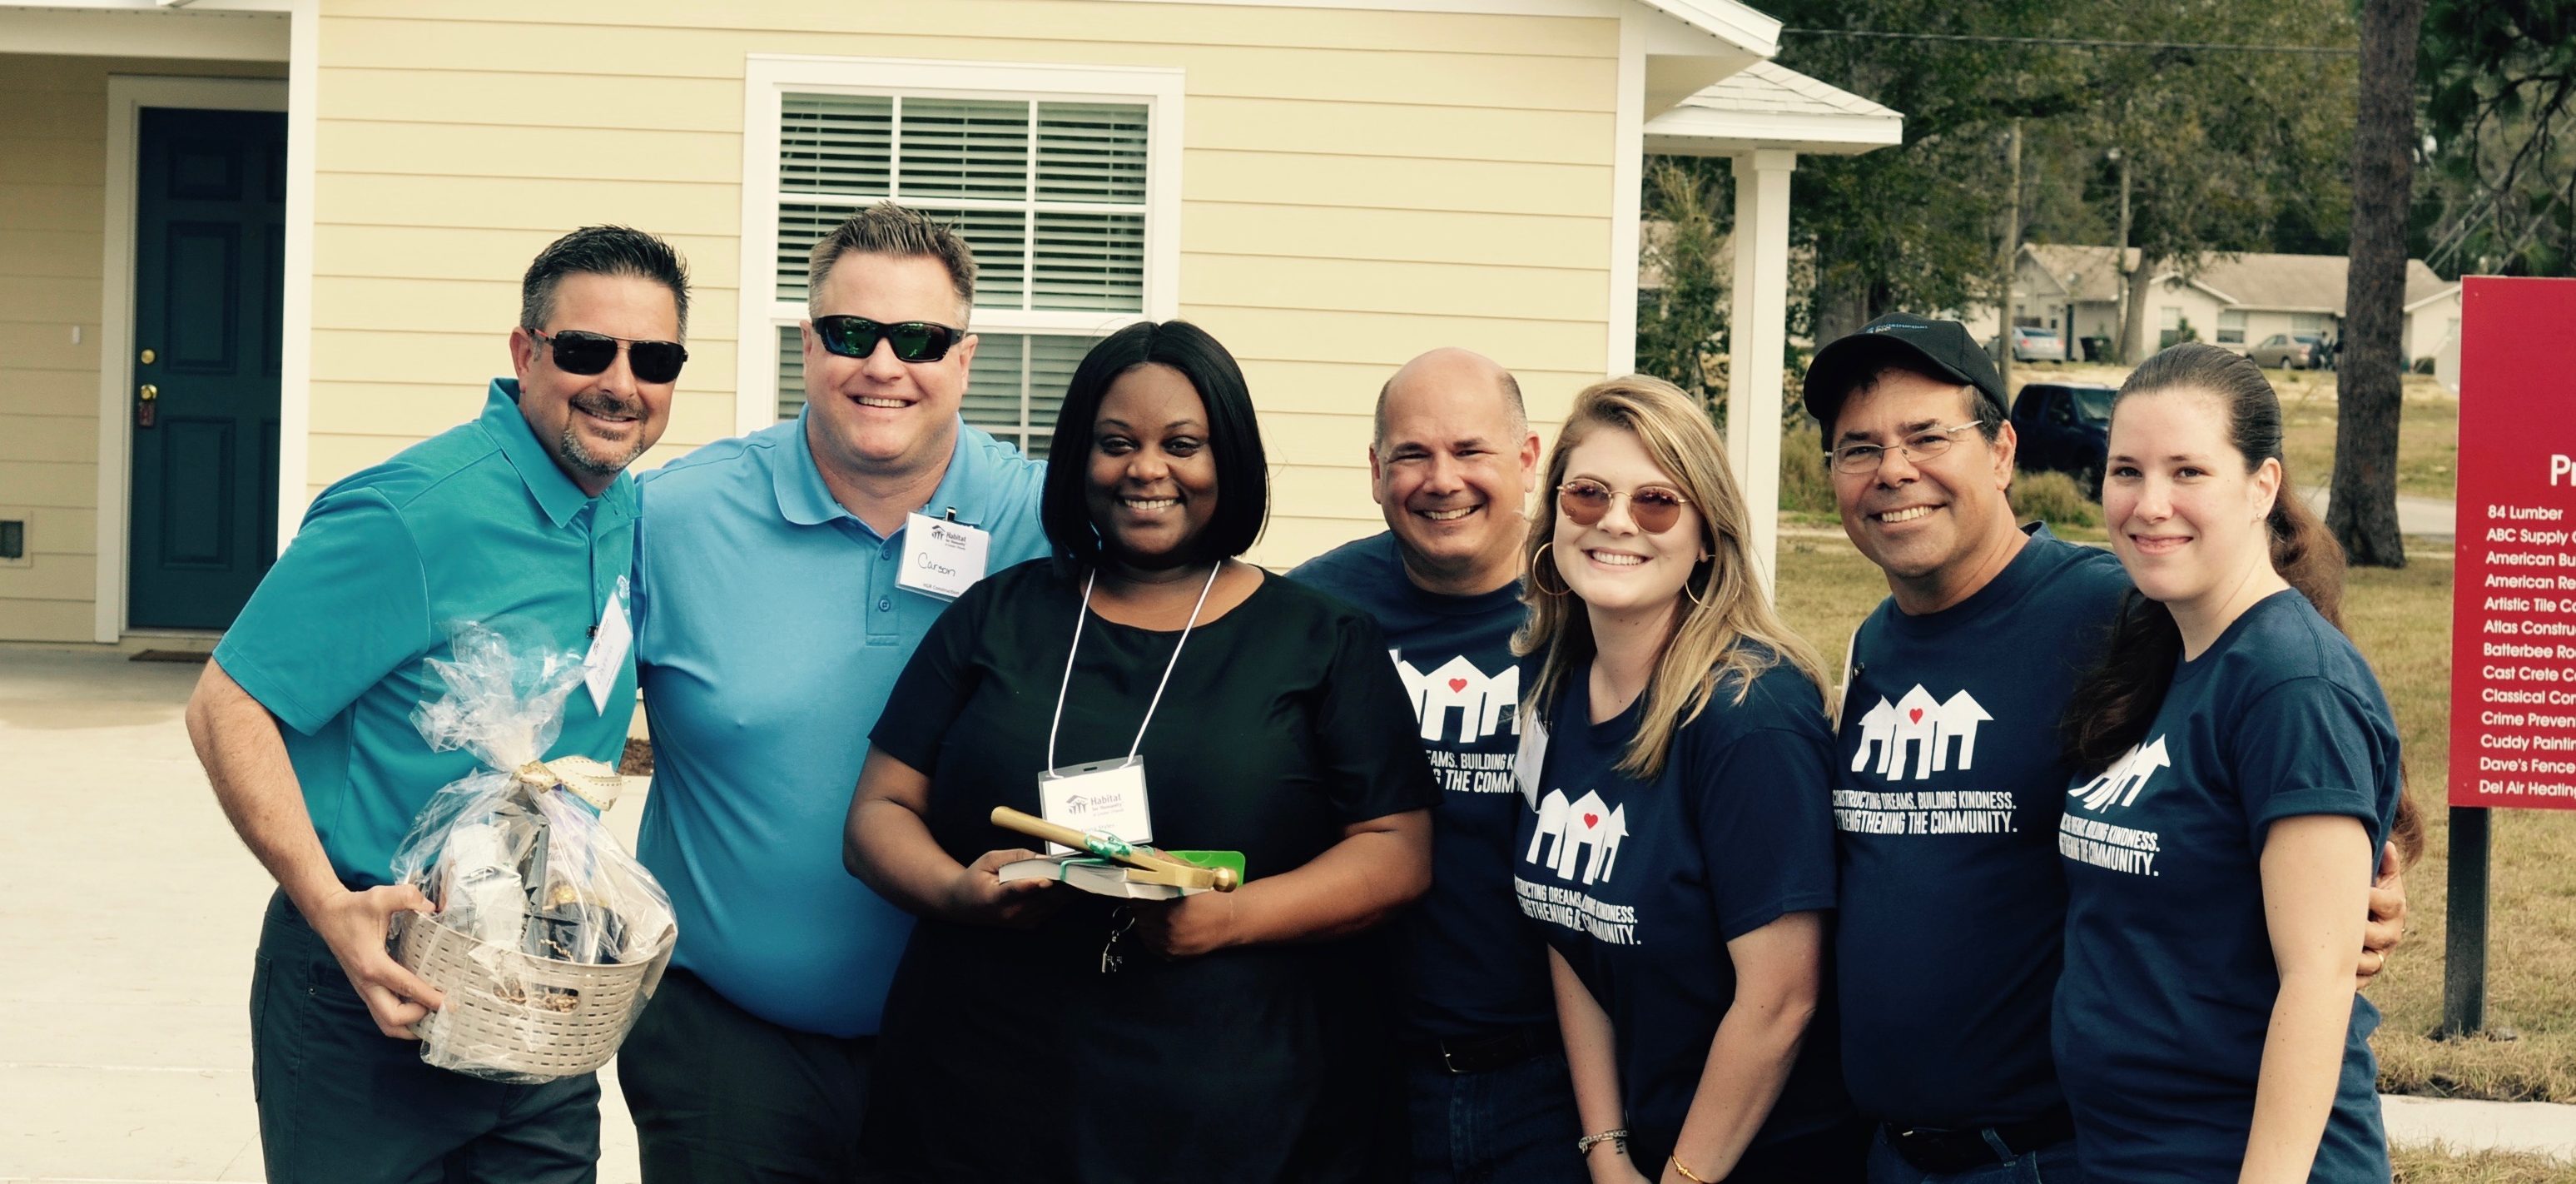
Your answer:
[1848,685,1993,781]
[1393,654,1519,744]
[2068,736,2171,812]
[1524,789,1626,885]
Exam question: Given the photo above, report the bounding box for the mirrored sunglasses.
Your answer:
[812,315,964,363]
[534,329,687,385]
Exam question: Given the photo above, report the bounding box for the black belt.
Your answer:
[1408,1024,1556,1075]
[1882,1108,2076,1173]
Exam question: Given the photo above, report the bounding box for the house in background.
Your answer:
[0,0,1902,646]
[2009,243,2463,365]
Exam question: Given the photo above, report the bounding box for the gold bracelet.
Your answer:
[1669,1153,1716,1184]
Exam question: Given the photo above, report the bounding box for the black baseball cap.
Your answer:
[1801,313,2008,435]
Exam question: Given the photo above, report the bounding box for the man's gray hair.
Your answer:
[807,201,977,321]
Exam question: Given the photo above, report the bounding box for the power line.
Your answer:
[1781,28,2360,56]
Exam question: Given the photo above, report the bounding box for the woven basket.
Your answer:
[395,910,673,1080]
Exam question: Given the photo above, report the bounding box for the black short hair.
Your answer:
[521,225,691,338]
[1041,321,1268,570]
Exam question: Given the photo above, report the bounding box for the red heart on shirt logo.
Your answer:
[1908,708,1923,724]
[1583,813,1599,828]
[1449,679,1468,693]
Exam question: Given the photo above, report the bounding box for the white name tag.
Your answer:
[1515,716,1551,808]
[1036,756,1154,855]
[896,512,991,600]
[583,577,631,716]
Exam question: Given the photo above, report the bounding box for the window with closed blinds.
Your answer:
[767,91,1149,456]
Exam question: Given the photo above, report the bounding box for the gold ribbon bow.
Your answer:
[512,756,624,812]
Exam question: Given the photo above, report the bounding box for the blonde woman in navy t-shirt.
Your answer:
[2054,344,2418,1183]
[1512,375,1861,1184]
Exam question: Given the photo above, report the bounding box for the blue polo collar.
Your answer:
[484,379,635,529]
[773,407,996,533]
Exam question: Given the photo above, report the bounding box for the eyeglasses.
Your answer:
[812,315,965,363]
[533,329,687,385]
[1825,420,1986,475]
[1556,479,1691,534]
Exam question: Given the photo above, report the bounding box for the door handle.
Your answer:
[140,384,158,401]
[136,384,158,429]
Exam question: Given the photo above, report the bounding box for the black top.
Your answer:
[1513,650,1848,1168]
[1288,531,1556,1040]
[2055,590,2400,1182]
[861,558,1437,1182]
[1831,525,2129,1127]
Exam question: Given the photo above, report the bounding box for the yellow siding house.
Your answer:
[0,0,1898,644]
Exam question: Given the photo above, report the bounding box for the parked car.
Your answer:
[2009,381,2116,499]
[1991,325,2067,362]
[2248,333,2326,370]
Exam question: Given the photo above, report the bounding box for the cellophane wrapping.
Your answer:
[387,623,676,1082]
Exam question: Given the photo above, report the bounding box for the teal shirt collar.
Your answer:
[773,407,996,532]
[484,378,636,528]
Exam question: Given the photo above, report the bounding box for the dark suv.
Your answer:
[2008,382,2116,499]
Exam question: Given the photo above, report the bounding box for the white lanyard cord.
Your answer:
[1046,561,1225,770]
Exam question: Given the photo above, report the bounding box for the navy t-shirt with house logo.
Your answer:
[1515,649,1845,1169]
[1290,531,1556,1039]
[1833,525,2129,1128]
[2054,590,2400,1183]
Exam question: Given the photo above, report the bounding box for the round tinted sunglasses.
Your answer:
[533,329,687,385]
[1557,479,1692,534]
[812,315,965,363]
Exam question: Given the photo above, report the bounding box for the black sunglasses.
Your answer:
[812,315,965,363]
[534,329,687,385]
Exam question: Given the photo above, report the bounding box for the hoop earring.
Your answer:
[1531,542,1570,597]
[1683,555,1712,608]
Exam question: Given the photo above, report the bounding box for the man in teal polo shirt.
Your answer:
[618,201,1047,1182]
[186,226,689,1184]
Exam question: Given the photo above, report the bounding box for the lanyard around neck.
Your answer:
[1045,562,1225,771]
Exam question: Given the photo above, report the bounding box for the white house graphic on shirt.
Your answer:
[2069,735,2172,812]
[1392,653,1520,744]
[1847,684,1994,781]
[1524,789,1626,885]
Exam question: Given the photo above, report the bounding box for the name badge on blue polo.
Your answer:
[896,512,990,600]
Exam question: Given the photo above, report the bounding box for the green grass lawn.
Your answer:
[2394,1144,2576,1183]
[1774,538,2576,1103]
[2003,361,2459,501]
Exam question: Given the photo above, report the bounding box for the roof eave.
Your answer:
[1645,107,1903,157]
[1635,0,1780,58]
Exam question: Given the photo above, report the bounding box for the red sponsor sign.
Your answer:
[2448,276,2576,808]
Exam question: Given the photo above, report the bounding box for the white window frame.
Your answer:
[2216,308,2246,346]
[733,55,1185,437]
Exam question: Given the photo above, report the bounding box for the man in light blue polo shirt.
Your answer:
[619,201,1047,1182]
[187,226,690,1183]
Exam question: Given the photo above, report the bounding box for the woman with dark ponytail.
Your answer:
[2052,343,2411,1183]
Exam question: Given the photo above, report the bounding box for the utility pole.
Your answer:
[1996,120,2023,389]
[2112,147,2132,363]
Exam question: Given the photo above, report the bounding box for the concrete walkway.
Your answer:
[4,643,2573,1179]
[2299,485,2459,540]
[0,645,641,1183]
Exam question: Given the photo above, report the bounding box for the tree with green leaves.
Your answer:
[1635,160,1732,405]
[2419,0,2574,277]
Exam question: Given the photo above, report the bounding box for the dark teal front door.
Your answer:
[128,107,285,630]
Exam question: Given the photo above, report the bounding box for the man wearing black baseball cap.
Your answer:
[1806,314,2405,1183]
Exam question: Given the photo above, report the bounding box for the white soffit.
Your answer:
[1645,61,1903,156]
[0,2,289,61]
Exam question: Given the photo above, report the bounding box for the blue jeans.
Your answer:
[1865,1127,2082,1184]
[1407,1047,1586,1184]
